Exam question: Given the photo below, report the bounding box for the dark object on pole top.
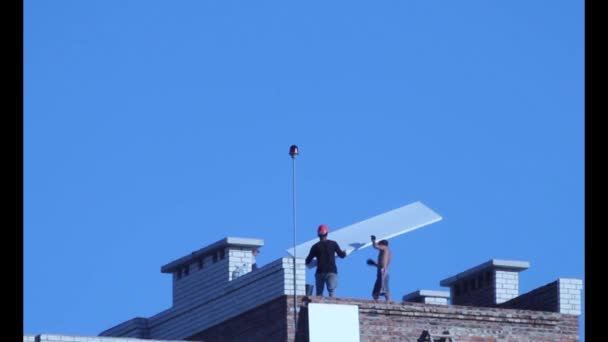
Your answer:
[289,145,299,158]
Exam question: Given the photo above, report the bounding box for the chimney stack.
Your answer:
[160,237,264,307]
[440,259,529,307]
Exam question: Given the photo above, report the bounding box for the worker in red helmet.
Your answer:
[305,224,347,297]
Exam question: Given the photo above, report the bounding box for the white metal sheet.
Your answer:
[308,303,360,342]
[286,201,442,264]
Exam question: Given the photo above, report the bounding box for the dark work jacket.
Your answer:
[305,239,346,274]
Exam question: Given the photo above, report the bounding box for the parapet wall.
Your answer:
[349,299,579,342]
[193,295,579,342]
[101,257,306,340]
[499,278,583,315]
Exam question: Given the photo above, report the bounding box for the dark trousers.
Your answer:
[315,272,337,297]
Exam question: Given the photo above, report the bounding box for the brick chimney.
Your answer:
[440,259,529,307]
[160,237,264,308]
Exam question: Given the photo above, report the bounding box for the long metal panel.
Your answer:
[286,201,442,262]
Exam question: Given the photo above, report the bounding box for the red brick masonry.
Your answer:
[191,295,579,342]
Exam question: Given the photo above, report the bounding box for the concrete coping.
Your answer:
[161,237,264,273]
[439,259,530,286]
[402,289,450,302]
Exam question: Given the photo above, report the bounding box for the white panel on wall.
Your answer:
[286,201,442,264]
[308,303,360,342]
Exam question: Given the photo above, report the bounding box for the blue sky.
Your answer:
[24,0,585,340]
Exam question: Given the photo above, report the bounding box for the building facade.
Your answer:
[24,237,581,341]
[90,237,583,341]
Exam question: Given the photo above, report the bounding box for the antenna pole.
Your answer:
[289,144,299,334]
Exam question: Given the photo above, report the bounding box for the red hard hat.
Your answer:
[317,224,329,235]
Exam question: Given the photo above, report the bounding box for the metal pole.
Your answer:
[289,144,299,334]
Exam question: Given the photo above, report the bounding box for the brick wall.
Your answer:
[188,296,289,341]
[451,270,519,307]
[171,246,258,308]
[193,295,579,342]
[159,238,263,309]
[172,257,230,307]
[313,296,577,342]
[451,279,495,307]
[448,269,522,307]
[228,248,255,281]
[494,270,519,304]
[102,257,306,340]
[558,279,583,315]
[499,278,582,315]
[100,251,580,342]
[442,260,529,308]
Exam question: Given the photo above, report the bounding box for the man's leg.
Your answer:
[327,273,338,297]
[315,273,325,296]
[372,268,382,300]
[381,271,391,301]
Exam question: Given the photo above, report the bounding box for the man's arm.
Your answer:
[334,242,346,258]
[305,245,316,265]
[371,235,387,251]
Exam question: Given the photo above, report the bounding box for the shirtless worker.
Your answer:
[366,235,391,301]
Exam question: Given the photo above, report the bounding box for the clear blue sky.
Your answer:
[24,0,585,340]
